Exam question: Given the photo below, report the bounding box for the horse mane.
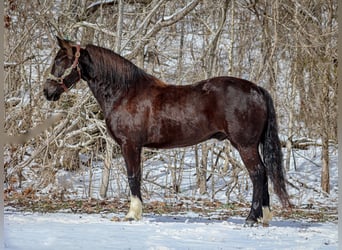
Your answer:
[85,44,164,90]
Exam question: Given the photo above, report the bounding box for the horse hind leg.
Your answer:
[238,145,272,226]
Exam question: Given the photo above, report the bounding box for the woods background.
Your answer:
[4,0,337,210]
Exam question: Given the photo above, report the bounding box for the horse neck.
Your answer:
[78,45,147,116]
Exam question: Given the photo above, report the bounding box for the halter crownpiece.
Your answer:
[47,44,81,92]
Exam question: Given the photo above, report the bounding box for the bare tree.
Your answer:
[4,0,337,205]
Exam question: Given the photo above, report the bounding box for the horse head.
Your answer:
[44,37,81,101]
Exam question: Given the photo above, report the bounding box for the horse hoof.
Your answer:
[244,219,257,227]
[123,217,135,222]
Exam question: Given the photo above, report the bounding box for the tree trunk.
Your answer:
[321,136,330,194]
[115,0,124,53]
[321,74,330,193]
[198,143,208,194]
[100,140,113,198]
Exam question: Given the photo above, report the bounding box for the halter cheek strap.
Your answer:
[48,45,81,92]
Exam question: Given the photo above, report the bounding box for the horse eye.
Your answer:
[55,60,61,66]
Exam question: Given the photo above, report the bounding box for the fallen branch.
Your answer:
[4,113,65,145]
[4,55,35,69]
[288,175,329,197]
[6,115,70,176]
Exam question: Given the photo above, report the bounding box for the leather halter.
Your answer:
[47,45,81,92]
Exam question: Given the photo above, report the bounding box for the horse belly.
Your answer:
[145,109,223,149]
[144,131,216,149]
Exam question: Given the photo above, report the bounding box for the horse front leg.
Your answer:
[121,143,143,221]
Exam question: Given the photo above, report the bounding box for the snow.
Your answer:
[4,137,338,250]
[4,210,337,250]
[33,144,336,210]
[4,145,338,249]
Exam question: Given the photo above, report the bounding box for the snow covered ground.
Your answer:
[4,145,338,249]
[4,210,338,250]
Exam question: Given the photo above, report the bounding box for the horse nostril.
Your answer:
[43,87,54,100]
[43,85,61,101]
[43,88,48,98]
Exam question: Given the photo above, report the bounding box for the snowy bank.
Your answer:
[4,211,337,250]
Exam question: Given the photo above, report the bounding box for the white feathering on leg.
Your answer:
[261,206,272,226]
[125,195,142,221]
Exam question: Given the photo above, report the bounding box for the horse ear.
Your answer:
[56,36,73,58]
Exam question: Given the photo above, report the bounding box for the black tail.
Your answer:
[260,88,291,208]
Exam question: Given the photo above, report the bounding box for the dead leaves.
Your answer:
[4,193,337,223]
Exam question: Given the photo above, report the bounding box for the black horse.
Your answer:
[44,37,291,225]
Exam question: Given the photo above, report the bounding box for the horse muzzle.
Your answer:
[43,80,63,101]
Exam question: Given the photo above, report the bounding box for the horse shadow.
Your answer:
[143,213,328,229]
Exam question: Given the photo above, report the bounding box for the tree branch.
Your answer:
[126,0,201,60]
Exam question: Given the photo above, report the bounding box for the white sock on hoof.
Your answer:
[261,206,272,225]
[125,196,142,220]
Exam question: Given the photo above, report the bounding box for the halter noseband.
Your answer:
[48,45,81,92]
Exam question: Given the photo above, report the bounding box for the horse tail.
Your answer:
[259,87,291,208]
